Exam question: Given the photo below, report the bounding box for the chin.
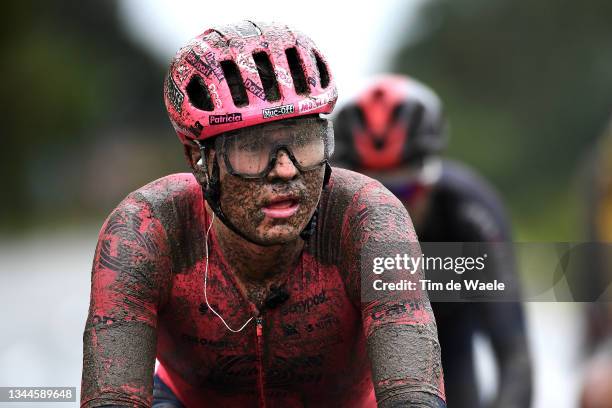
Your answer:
[253,225,302,246]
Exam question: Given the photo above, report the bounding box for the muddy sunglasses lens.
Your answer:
[215,118,332,178]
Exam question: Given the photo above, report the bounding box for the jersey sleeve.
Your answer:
[339,179,446,407]
[81,194,172,408]
[455,199,533,407]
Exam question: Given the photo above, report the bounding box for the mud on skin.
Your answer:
[213,162,324,307]
[217,164,324,246]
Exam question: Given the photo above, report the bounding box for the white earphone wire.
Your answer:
[203,212,254,332]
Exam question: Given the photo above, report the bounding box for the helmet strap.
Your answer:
[323,161,332,186]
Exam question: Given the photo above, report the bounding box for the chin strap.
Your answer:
[193,141,332,244]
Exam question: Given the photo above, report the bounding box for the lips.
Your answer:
[262,195,300,218]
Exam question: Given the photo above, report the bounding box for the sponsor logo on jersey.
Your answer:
[281,290,327,315]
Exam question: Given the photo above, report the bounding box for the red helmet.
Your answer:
[164,21,337,145]
[333,75,446,170]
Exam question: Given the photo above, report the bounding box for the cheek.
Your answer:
[218,175,265,226]
[216,166,325,240]
[300,169,325,211]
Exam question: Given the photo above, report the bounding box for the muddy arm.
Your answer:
[339,179,446,407]
[81,196,172,408]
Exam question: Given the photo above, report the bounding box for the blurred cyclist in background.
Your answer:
[334,75,533,408]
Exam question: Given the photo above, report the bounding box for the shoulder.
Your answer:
[128,173,201,208]
[325,166,401,207]
[435,160,511,240]
[103,172,203,247]
[318,167,415,242]
[115,173,203,225]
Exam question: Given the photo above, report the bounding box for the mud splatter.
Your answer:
[81,195,173,408]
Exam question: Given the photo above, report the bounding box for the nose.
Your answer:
[267,149,298,180]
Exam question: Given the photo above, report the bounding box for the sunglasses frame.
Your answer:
[213,118,334,179]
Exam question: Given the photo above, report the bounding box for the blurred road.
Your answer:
[0,228,586,408]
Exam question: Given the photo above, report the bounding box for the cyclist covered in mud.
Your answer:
[334,75,532,408]
[80,22,446,407]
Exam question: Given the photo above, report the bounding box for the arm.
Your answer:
[81,195,172,408]
[477,246,532,408]
[481,302,532,408]
[457,200,532,408]
[340,179,446,408]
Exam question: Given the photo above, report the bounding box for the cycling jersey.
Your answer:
[81,168,446,408]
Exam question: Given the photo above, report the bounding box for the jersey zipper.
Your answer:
[255,315,266,408]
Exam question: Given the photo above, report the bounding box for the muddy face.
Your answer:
[216,152,324,246]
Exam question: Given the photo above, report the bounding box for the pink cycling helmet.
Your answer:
[164,21,338,145]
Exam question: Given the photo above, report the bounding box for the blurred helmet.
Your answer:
[164,21,337,145]
[334,75,446,171]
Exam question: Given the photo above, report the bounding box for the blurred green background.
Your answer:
[2,0,611,242]
[0,1,183,233]
[393,0,612,240]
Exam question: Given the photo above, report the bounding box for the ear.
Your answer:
[184,144,198,169]
[184,144,209,185]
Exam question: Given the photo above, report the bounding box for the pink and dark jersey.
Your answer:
[81,168,446,408]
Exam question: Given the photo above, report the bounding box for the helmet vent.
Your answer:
[253,52,280,101]
[313,51,330,89]
[285,47,309,94]
[373,138,385,150]
[220,60,249,107]
[186,75,214,111]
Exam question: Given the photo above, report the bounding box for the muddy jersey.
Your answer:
[419,160,531,408]
[80,168,446,408]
